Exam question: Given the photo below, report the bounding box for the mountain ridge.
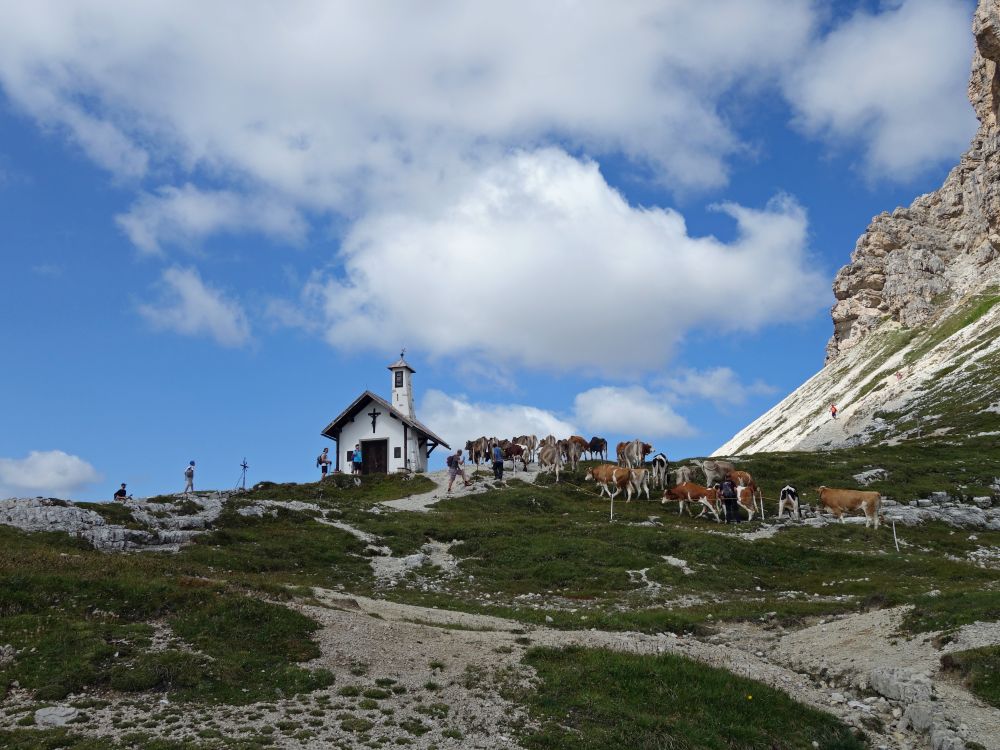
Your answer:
[716,0,1000,455]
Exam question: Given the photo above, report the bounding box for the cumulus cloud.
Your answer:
[289,149,826,372]
[116,184,307,254]
[786,0,976,179]
[420,389,577,451]
[0,450,102,498]
[0,1,815,232]
[138,267,251,347]
[662,367,777,407]
[573,386,693,439]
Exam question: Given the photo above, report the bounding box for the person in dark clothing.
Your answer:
[720,478,739,523]
[492,443,504,481]
[113,483,132,502]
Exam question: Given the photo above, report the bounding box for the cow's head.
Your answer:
[584,469,594,481]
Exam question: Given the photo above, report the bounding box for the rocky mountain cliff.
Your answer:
[716,0,1000,456]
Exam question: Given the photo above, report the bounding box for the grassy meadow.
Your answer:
[1,436,999,746]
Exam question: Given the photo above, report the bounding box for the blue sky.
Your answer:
[0,0,979,499]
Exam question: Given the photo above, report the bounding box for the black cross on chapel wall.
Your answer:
[367,407,382,433]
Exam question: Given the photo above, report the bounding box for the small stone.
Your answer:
[544,615,553,623]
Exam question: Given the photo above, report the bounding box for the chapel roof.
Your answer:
[320,390,449,449]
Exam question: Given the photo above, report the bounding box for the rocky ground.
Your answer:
[3,476,999,749]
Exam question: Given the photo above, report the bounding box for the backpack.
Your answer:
[184,466,194,478]
[316,454,323,467]
[721,480,736,499]
[446,454,456,469]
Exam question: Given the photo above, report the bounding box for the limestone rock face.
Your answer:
[827,0,1000,361]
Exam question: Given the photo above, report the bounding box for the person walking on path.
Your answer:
[317,447,331,479]
[492,442,504,481]
[447,449,471,492]
[352,444,363,475]
[830,403,838,420]
[183,461,195,494]
[720,477,739,523]
[113,483,132,502]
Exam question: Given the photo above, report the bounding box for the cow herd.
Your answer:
[461,435,884,528]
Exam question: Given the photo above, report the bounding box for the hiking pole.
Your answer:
[892,520,900,552]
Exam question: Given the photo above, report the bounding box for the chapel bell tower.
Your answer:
[388,349,415,420]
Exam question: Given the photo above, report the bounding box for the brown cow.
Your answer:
[662,482,722,522]
[816,486,882,528]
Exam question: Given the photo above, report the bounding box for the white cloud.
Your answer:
[573,386,693,439]
[290,149,826,372]
[786,0,976,179]
[0,450,102,498]
[138,266,251,347]
[420,389,577,451]
[420,383,694,452]
[116,184,307,254]
[0,1,816,232]
[662,367,777,406]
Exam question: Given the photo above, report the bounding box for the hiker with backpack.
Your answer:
[183,461,195,494]
[720,477,739,523]
[317,447,331,479]
[446,449,471,492]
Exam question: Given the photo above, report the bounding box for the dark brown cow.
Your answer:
[588,436,607,461]
[503,443,528,472]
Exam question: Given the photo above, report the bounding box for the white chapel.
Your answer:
[320,353,450,474]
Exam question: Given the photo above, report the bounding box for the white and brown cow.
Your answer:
[503,443,529,472]
[585,463,628,501]
[816,486,882,528]
[538,444,562,482]
[619,439,653,468]
[661,482,722,522]
[563,439,583,472]
[672,465,698,485]
[727,470,764,520]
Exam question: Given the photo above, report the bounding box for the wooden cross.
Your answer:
[367,407,382,433]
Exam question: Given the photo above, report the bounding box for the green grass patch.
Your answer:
[941,645,1000,708]
[520,646,865,749]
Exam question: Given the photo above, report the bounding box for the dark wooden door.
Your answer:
[362,439,388,474]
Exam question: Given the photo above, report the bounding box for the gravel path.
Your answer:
[381,465,543,512]
[298,592,1000,750]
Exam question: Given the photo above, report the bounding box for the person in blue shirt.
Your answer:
[352,444,363,475]
[492,443,504,481]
